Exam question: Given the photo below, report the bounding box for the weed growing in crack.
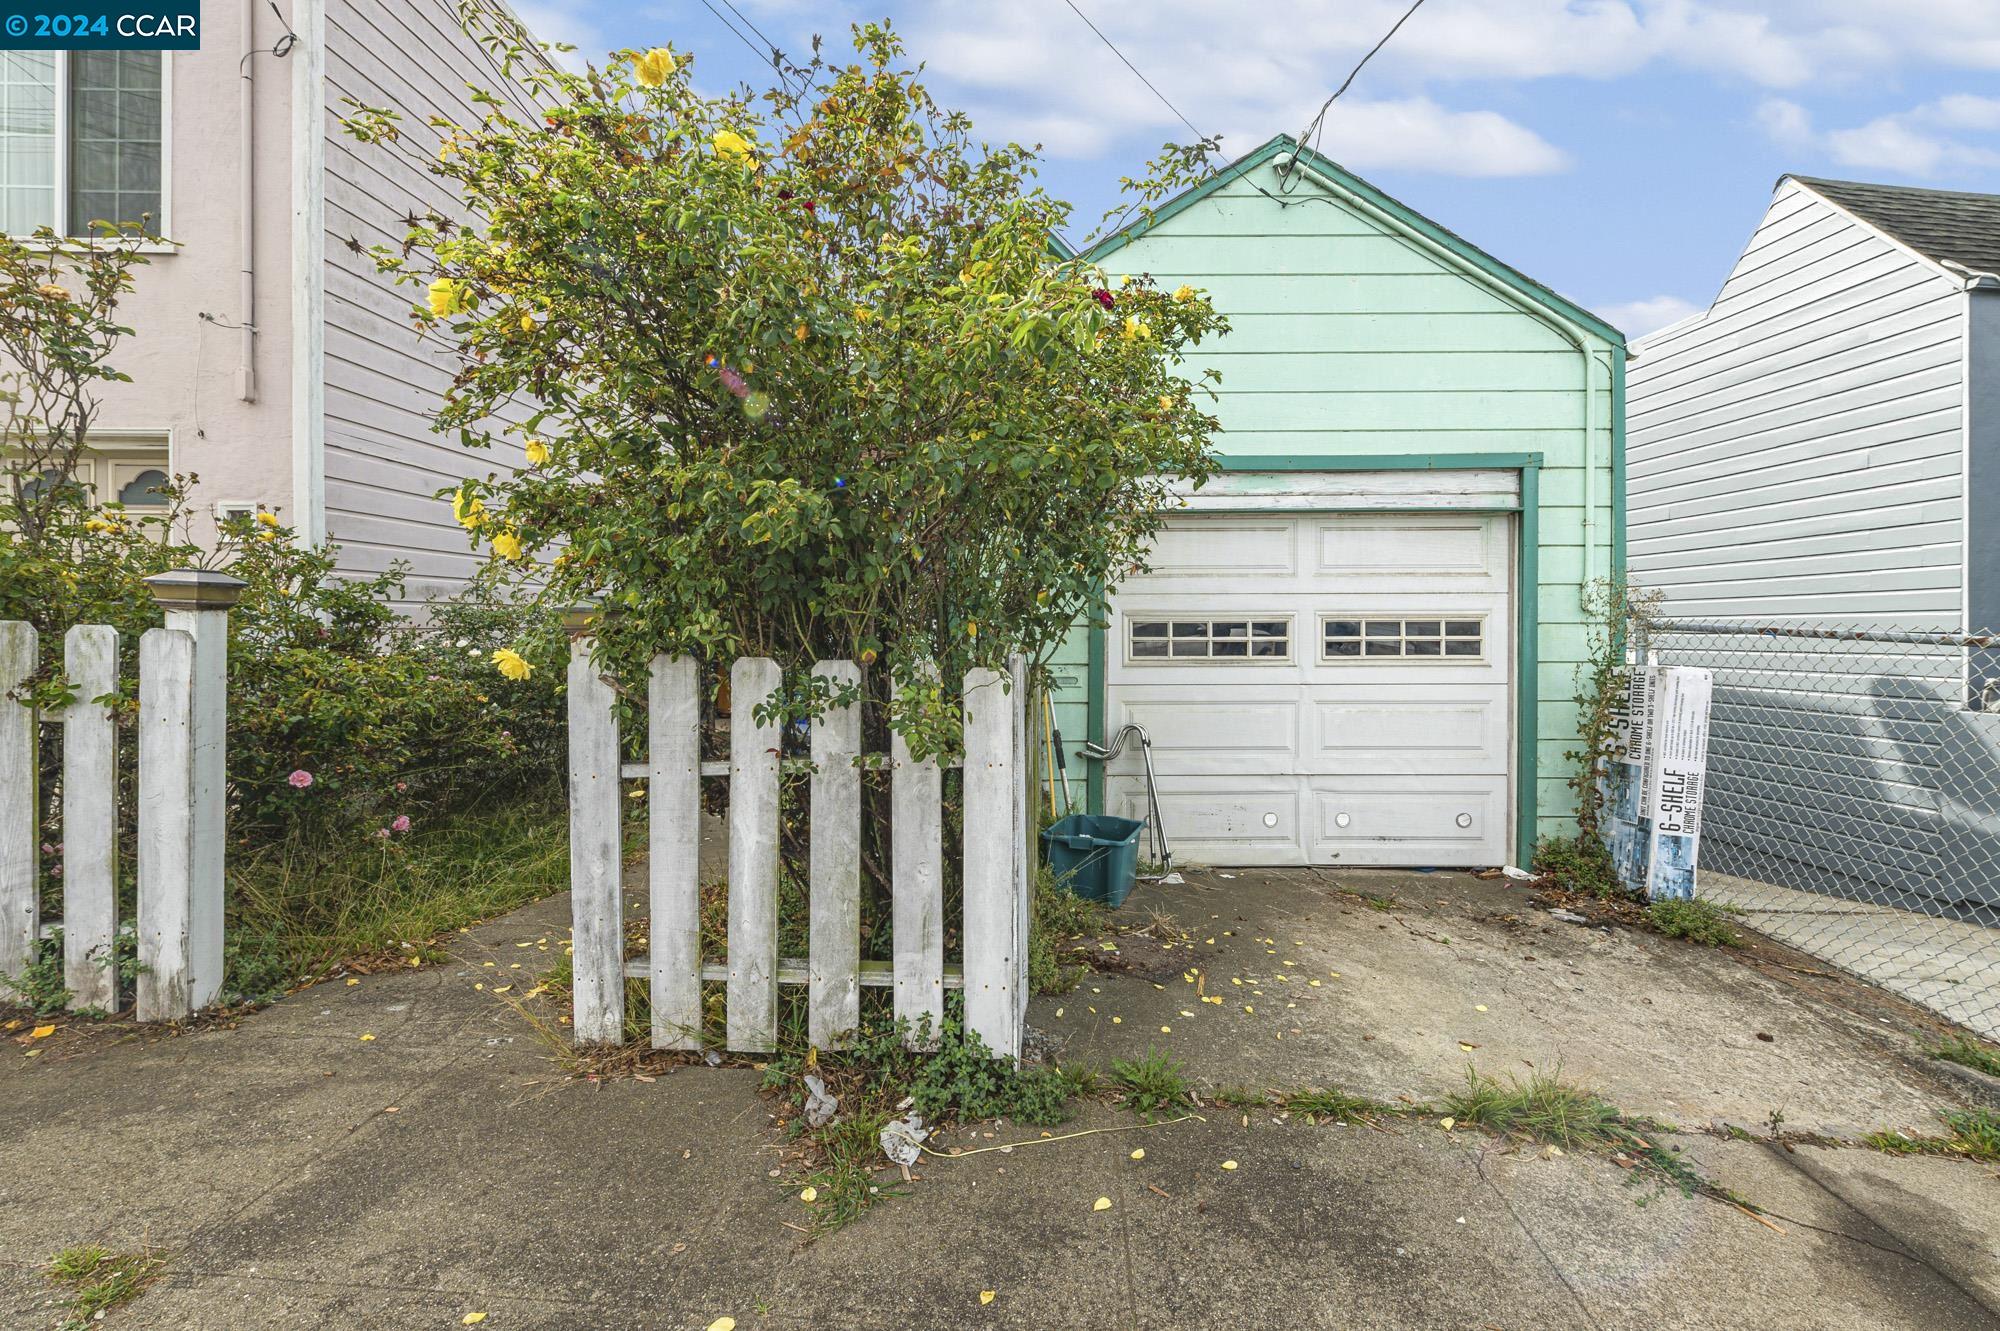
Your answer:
[1646,898,1743,947]
[1865,1108,2000,1163]
[1928,1036,2000,1080]
[1443,1068,1710,1204]
[44,1246,165,1331]
[1110,1047,1191,1119]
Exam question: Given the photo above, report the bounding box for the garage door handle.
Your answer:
[1081,724,1172,881]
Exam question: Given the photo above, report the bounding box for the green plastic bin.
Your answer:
[1041,814,1146,909]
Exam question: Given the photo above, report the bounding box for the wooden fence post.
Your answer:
[136,627,196,1022]
[143,571,244,1012]
[0,621,36,986]
[963,663,1025,1059]
[567,629,624,1044]
[648,654,701,1050]
[891,663,943,1048]
[808,659,861,1049]
[63,625,119,1012]
[727,657,781,1053]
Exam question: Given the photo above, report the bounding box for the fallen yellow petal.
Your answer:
[462,1316,487,1326]
[1441,1117,1456,1130]
[1475,1004,1489,1012]
[800,1186,818,1203]
[29,1024,55,1040]
[1129,1148,1145,1160]
[707,1320,736,1331]
[1092,1197,1112,1211]
[346,977,360,986]
[1160,1026,1172,1034]
[979,1291,996,1305]
[359,1034,376,1042]
[1220,1160,1238,1170]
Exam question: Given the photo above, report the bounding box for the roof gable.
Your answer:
[1789,175,2000,279]
[1083,134,1623,346]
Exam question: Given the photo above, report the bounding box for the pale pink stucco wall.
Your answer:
[85,7,296,542]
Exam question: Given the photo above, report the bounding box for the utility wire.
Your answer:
[695,0,774,68]
[1057,0,1205,142]
[1295,0,1427,159]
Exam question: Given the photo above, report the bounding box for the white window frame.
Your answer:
[1124,613,1296,666]
[10,430,174,509]
[6,50,173,244]
[1319,613,1489,664]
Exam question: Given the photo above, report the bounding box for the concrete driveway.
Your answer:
[3,867,1997,1330]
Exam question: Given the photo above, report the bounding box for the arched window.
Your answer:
[115,468,170,507]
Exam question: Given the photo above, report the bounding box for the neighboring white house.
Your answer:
[5,0,549,604]
[1626,175,2000,926]
[1629,175,1999,630]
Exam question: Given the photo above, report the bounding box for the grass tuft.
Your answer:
[44,1246,165,1331]
[1928,1036,2000,1080]
[1028,866,1106,995]
[1109,1047,1191,1119]
[1443,1068,1705,1201]
[1646,898,1742,947]
[1865,1108,2000,1163]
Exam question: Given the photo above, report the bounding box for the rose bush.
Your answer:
[343,20,1227,755]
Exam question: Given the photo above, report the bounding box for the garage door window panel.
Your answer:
[1323,616,1485,662]
[1128,616,1291,663]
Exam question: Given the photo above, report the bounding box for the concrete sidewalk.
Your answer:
[4,869,1998,1330]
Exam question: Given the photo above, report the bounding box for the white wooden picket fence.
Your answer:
[568,646,1031,1059]
[0,573,239,1022]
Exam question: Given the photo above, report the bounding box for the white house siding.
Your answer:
[320,0,548,604]
[1628,179,1996,919]
[1629,179,1966,629]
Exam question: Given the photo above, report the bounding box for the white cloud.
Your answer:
[1753,97,1814,147]
[1755,91,2000,178]
[1600,294,1705,338]
[1315,98,1570,176]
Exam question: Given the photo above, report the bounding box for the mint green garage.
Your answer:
[1049,135,1625,870]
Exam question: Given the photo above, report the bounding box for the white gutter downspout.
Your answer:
[1277,152,1607,579]
[237,0,257,402]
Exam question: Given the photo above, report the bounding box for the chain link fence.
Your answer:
[1642,619,2000,1040]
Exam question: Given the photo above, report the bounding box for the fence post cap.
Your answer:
[561,600,601,634]
[143,569,248,611]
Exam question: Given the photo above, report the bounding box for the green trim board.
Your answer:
[1085,452,1546,868]
[1081,136,1626,351]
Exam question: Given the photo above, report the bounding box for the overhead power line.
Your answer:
[1057,0,1206,142]
[1296,0,1428,158]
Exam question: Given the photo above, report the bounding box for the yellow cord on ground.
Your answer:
[922,1113,1207,1159]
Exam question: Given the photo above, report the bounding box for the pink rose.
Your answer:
[391,815,411,833]
[288,770,314,789]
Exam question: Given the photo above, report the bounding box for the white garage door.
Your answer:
[1105,512,1513,867]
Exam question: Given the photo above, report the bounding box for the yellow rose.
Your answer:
[853,306,873,324]
[711,129,753,164]
[519,310,537,332]
[1173,285,1196,302]
[633,47,677,88]
[524,438,551,466]
[84,517,116,533]
[491,648,533,681]
[490,530,524,562]
[426,278,470,318]
[1119,316,1151,342]
[452,488,486,530]
[37,282,70,302]
[255,511,280,528]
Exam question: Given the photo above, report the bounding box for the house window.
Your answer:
[0,51,163,237]
[1129,617,1291,662]
[7,441,171,509]
[1322,616,1485,660]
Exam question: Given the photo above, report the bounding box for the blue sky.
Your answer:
[512,1,2000,338]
